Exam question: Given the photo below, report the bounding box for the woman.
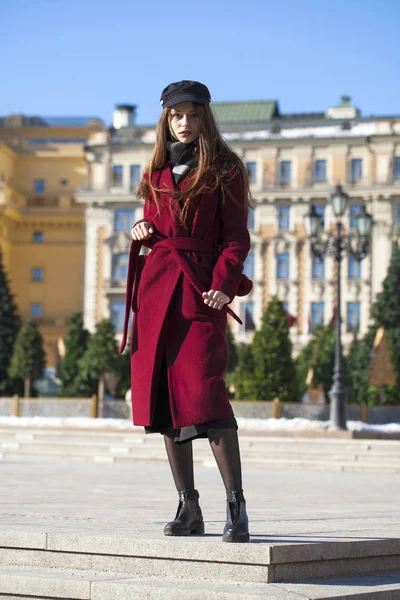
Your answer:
[120,80,252,543]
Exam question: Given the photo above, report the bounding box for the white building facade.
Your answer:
[76,98,400,352]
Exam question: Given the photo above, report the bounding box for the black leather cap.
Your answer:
[160,80,211,108]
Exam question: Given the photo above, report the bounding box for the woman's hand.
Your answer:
[202,290,230,310]
[131,221,154,241]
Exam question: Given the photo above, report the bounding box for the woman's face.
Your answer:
[169,102,201,144]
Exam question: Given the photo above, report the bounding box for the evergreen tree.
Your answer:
[78,318,120,416]
[226,324,238,373]
[345,327,377,405]
[115,338,131,399]
[295,334,315,398]
[368,242,400,403]
[296,325,335,397]
[233,343,255,399]
[371,242,400,385]
[371,242,400,331]
[9,319,46,397]
[224,325,239,398]
[250,296,298,401]
[0,249,21,395]
[59,311,96,397]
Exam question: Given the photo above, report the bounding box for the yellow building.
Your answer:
[0,114,104,367]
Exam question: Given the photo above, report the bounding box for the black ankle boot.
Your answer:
[222,490,250,543]
[164,489,205,536]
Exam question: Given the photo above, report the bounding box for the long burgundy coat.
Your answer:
[120,162,251,428]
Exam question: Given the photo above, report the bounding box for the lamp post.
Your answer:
[304,186,373,430]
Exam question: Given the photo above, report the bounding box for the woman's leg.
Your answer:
[208,428,249,543]
[163,436,204,536]
[164,436,194,491]
[207,428,242,492]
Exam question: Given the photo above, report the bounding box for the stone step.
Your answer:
[3,438,400,459]
[2,430,400,453]
[1,527,400,586]
[0,457,398,476]
[0,423,392,438]
[2,426,400,451]
[3,433,400,452]
[1,564,400,599]
[1,446,399,473]
[1,427,400,474]
[1,431,399,457]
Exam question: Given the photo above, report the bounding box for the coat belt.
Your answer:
[120,235,243,353]
[153,237,216,253]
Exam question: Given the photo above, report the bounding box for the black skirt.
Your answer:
[144,351,237,444]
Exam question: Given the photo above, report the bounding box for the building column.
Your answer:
[83,205,112,332]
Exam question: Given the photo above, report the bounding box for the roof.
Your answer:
[41,116,103,127]
[211,100,279,124]
[0,115,104,128]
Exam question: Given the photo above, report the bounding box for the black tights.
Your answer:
[164,428,243,493]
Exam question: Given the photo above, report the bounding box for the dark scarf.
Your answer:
[167,139,198,185]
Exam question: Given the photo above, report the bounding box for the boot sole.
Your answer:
[222,532,250,543]
[164,522,205,536]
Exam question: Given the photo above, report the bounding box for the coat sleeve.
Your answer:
[132,171,156,250]
[211,164,251,302]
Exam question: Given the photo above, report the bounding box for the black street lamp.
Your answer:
[304,185,373,430]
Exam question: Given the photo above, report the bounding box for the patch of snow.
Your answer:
[236,417,329,431]
[347,420,400,434]
[0,416,137,430]
[0,416,399,434]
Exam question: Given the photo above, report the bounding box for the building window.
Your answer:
[31,303,43,318]
[347,302,360,333]
[246,162,257,184]
[32,267,44,281]
[112,253,129,281]
[278,206,290,230]
[114,209,135,232]
[277,252,289,279]
[247,207,255,230]
[282,301,289,312]
[111,302,125,333]
[112,165,123,186]
[60,178,68,186]
[348,254,361,278]
[33,231,44,243]
[280,161,291,185]
[350,204,362,228]
[314,160,327,183]
[311,302,324,330]
[240,302,255,332]
[244,252,255,280]
[351,159,363,183]
[394,157,400,180]
[130,165,141,187]
[312,255,325,279]
[34,179,45,194]
[314,205,325,227]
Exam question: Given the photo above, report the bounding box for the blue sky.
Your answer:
[2,0,399,126]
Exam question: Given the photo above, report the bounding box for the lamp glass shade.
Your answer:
[355,206,373,237]
[330,185,349,218]
[304,206,322,238]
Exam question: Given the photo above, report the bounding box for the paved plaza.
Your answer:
[0,440,400,598]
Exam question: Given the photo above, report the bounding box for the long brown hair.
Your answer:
[137,103,251,224]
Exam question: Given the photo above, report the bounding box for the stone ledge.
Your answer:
[1,566,400,599]
[1,528,400,584]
